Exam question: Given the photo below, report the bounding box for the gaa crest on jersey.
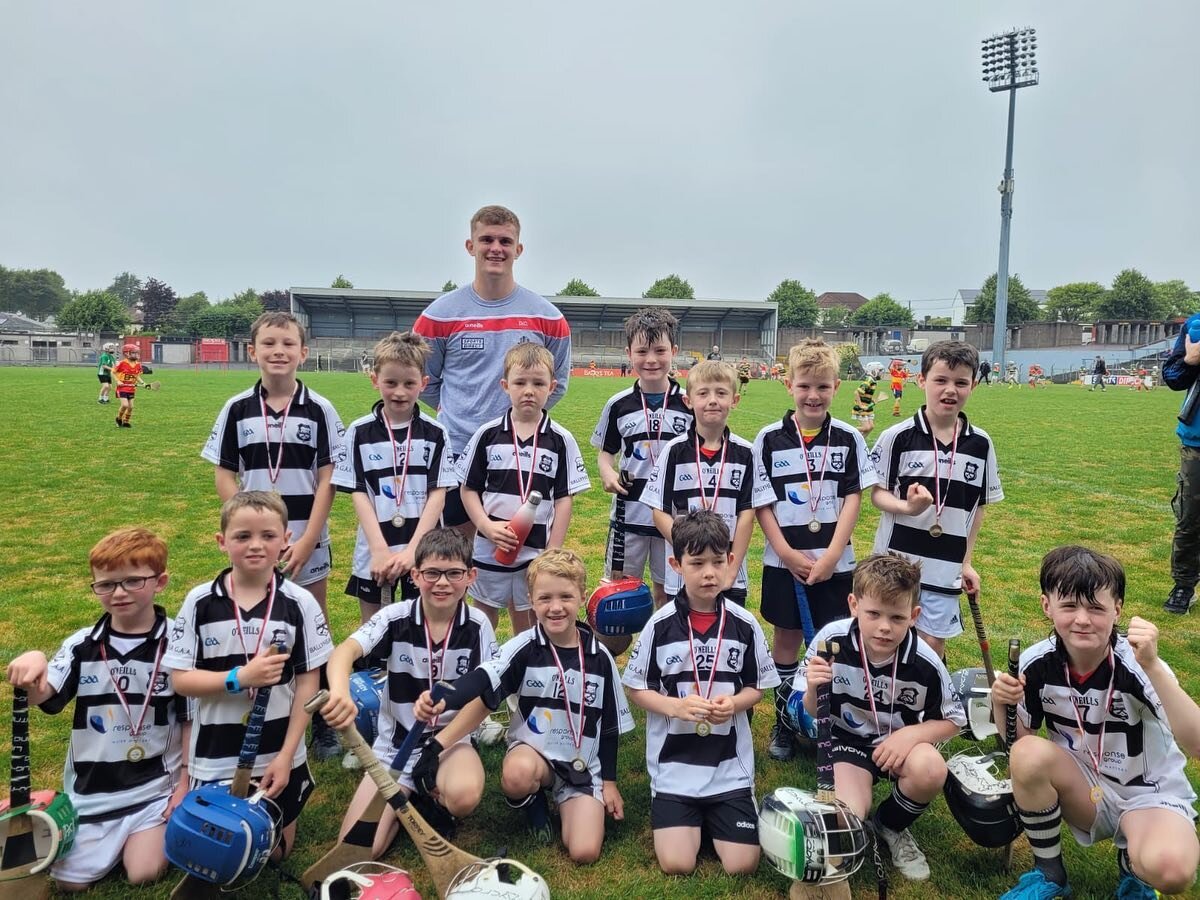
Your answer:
[672,415,687,433]
[726,646,741,669]
[456,655,471,676]
[897,687,918,706]
[584,680,599,705]
[729,470,742,489]
[964,461,979,482]
[538,454,553,474]
[152,671,170,694]
[296,422,313,442]
[829,449,846,473]
[171,616,187,641]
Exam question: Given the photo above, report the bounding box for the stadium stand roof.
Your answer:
[289,288,779,359]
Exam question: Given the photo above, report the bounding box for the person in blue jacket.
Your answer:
[1162,315,1200,613]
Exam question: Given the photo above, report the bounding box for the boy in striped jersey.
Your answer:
[202,311,344,758]
[870,340,1002,659]
[166,492,333,859]
[641,360,756,606]
[412,550,634,863]
[798,553,965,882]
[591,307,692,654]
[991,547,1198,900]
[752,339,878,761]
[334,332,457,621]
[6,528,188,891]
[318,529,498,857]
[623,510,779,876]
[457,342,590,635]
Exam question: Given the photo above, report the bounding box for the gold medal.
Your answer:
[696,721,712,737]
[1090,783,1104,805]
[126,743,146,763]
[929,523,943,537]
[807,520,822,533]
[571,756,587,773]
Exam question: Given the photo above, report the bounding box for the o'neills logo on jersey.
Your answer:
[462,321,484,329]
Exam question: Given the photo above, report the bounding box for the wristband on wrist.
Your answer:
[225,666,243,694]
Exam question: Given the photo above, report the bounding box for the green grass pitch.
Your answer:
[0,367,1196,899]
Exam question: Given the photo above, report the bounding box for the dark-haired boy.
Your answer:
[623,509,779,876]
[799,553,965,882]
[641,360,756,606]
[591,307,693,653]
[870,340,1003,659]
[319,528,498,856]
[5,528,188,891]
[991,547,1198,900]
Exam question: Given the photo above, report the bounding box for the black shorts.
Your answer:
[651,791,759,845]
[97,373,111,384]
[345,573,419,606]
[441,486,469,528]
[760,566,852,634]
[195,761,314,830]
[832,739,885,783]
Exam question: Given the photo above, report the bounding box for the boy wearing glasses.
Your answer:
[333,332,458,623]
[5,528,189,891]
[319,528,498,854]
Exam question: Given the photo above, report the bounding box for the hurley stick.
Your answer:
[1001,638,1021,871]
[0,688,51,900]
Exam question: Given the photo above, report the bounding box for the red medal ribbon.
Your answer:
[693,434,728,511]
[260,390,294,486]
[928,414,959,526]
[228,573,278,700]
[546,637,587,759]
[385,412,414,513]
[1063,649,1117,784]
[858,637,900,740]
[687,602,728,704]
[639,391,667,466]
[793,414,831,523]
[99,636,166,741]
[511,418,541,504]
[423,615,454,730]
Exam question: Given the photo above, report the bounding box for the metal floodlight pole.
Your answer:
[981,27,1038,375]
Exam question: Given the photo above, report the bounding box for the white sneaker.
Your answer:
[876,824,930,881]
[474,714,507,746]
[342,750,361,770]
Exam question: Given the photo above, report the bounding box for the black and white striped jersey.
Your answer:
[333,402,458,581]
[751,412,878,572]
[477,624,634,784]
[639,425,756,595]
[163,570,333,781]
[41,609,187,819]
[590,380,692,536]
[201,379,345,548]
[870,408,1003,594]
[457,410,591,571]
[1018,634,1196,804]
[347,598,498,761]
[795,618,966,746]
[622,592,779,799]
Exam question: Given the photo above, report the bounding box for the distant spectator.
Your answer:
[979,359,991,385]
[1163,320,1200,614]
[707,345,722,361]
[1090,355,1108,392]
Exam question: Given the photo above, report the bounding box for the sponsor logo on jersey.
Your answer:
[461,337,485,350]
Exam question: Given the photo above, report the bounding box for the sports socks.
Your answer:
[874,783,928,833]
[773,661,798,723]
[1019,802,1068,887]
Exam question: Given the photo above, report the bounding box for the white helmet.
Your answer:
[320,862,421,900]
[445,858,550,900]
[759,786,867,885]
[866,362,884,379]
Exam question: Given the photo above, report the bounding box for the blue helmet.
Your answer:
[166,784,275,885]
[349,669,386,745]
[784,689,818,742]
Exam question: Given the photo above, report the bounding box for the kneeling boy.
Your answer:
[5,528,189,891]
[623,509,780,876]
[319,528,498,856]
[798,553,965,882]
[412,549,633,864]
[991,546,1199,899]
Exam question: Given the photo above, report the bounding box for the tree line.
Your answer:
[2,264,1195,337]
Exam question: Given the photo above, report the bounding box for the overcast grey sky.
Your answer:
[2,2,1197,315]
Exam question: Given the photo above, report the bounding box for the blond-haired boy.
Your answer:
[642,359,755,606]
[456,343,590,634]
[334,331,458,622]
[752,339,878,761]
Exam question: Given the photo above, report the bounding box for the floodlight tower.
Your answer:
[981,26,1038,375]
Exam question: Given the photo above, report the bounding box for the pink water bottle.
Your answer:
[493,491,543,565]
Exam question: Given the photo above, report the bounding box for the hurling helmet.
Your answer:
[349,668,387,745]
[586,577,653,636]
[165,785,276,885]
[759,786,867,885]
[944,751,1022,848]
[321,862,422,900]
[445,858,550,900]
[951,667,998,740]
